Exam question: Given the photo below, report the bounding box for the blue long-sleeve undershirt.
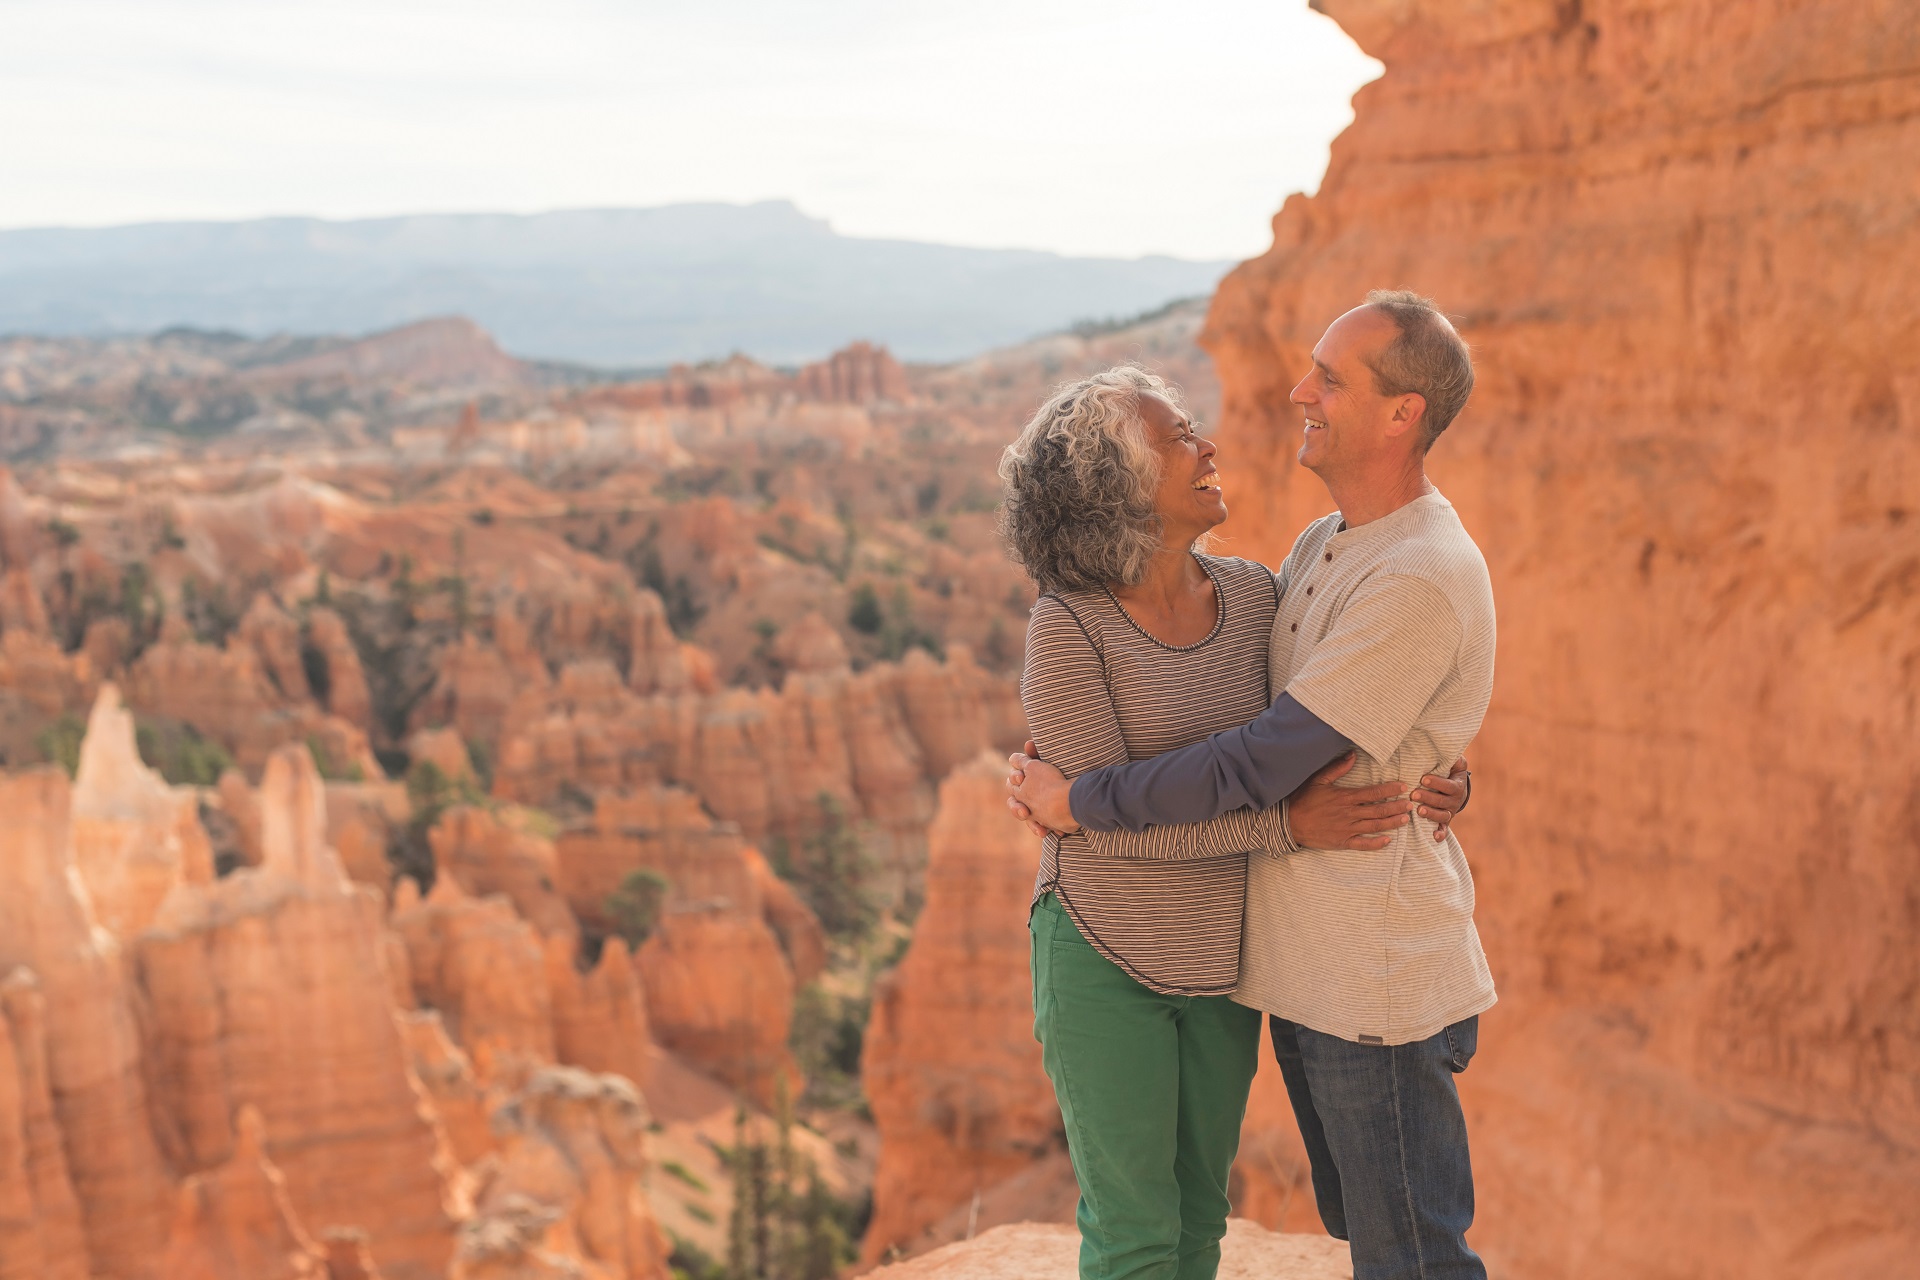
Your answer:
[1067,692,1353,833]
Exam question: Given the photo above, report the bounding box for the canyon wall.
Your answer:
[1202,1,1919,1275]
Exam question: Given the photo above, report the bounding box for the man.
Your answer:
[1010,291,1496,1280]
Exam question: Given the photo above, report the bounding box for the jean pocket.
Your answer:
[1442,1015,1478,1074]
[1037,894,1096,948]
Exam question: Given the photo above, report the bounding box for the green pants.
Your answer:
[1030,894,1262,1280]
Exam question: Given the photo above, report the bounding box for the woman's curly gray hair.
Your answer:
[997,365,1181,594]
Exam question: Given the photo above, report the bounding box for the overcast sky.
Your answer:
[0,0,1378,261]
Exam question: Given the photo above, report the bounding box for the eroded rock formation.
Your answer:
[0,969,88,1280]
[493,646,1022,904]
[428,805,578,941]
[1203,1,1920,1274]
[467,1068,671,1280]
[555,789,806,1105]
[0,768,173,1280]
[545,937,654,1097]
[135,745,456,1280]
[125,614,381,782]
[391,876,557,1086]
[306,605,374,730]
[861,756,1062,1263]
[69,683,213,940]
[157,1106,329,1280]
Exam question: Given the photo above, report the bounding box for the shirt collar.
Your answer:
[1327,489,1451,547]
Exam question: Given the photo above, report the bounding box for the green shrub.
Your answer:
[662,1160,710,1193]
[789,984,870,1114]
[135,717,234,787]
[388,758,486,892]
[725,1091,863,1280]
[667,1233,727,1280]
[35,714,86,777]
[606,868,671,949]
[846,583,882,635]
[769,794,879,946]
[305,735,363,783]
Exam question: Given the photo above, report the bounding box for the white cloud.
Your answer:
[0,0,1379,260]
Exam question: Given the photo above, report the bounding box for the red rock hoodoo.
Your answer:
[0,769,174,1280]
[861,757,1066,1263]
[1202,1,1920,1275]
[135,746,456,1280]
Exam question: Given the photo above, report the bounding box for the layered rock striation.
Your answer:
[157,1106,331,1280]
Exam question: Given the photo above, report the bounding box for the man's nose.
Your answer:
[1289,375,1313,405]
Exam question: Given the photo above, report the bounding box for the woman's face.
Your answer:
[1139,392,1226,543]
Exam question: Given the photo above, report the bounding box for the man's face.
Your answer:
[1289,306,1409,477]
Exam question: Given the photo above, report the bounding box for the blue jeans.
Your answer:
[1269,1015,1486,1280]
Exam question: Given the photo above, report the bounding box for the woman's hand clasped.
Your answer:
[1288,753,1471,850]
[1006,740,1079,837]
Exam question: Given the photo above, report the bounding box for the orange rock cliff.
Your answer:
[1197,0,1919,1274]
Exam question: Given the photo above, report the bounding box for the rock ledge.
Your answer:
[868,1220,1349,1279]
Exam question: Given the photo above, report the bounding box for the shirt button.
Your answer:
[1290,623,1299,632]
[1306,586,1313,595]
[1324,552,1333,562]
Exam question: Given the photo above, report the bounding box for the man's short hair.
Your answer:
[1363,289,1474,447]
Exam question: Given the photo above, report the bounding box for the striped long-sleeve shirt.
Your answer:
[1022,554,1282,995]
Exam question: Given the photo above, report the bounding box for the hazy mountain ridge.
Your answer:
[0,201,1228,366]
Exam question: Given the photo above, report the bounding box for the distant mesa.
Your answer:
[252,316,524,391]
[0,201,1230,366]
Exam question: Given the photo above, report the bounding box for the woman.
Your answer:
[997,367,1463,1280]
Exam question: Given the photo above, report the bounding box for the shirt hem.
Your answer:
[1037,889,1241,998]
[1230,986,1497,1046]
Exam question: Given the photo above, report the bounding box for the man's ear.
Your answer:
[1384,392,1428,440]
